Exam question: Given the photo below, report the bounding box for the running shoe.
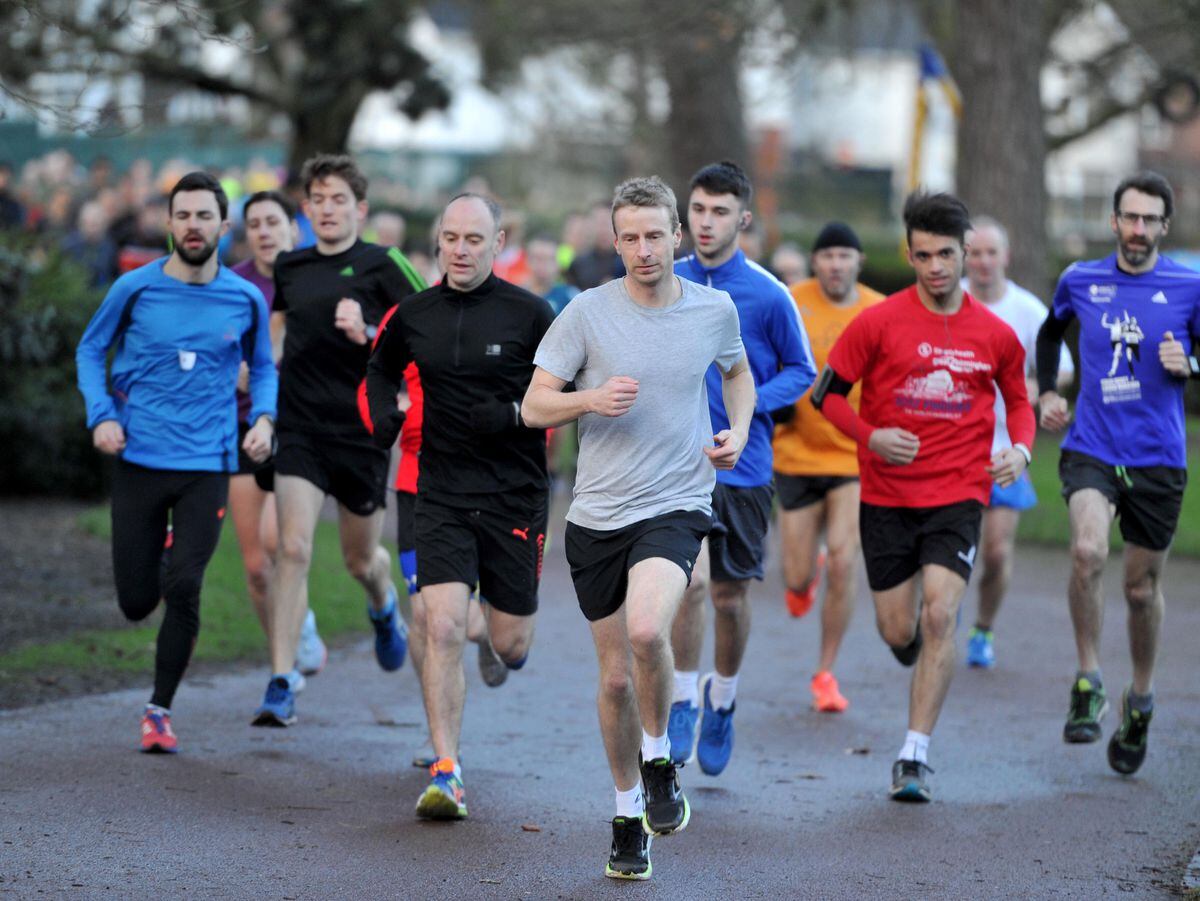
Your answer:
[785,547,825,618]
[606,816,652,880]
[286,669,306,694]
[890,626,923,667]
[368,588,408,672]
[696,673,735,776]
[477,636,508,688]
[140,704,178,754]
[966,627,995,668]
[640,756,689,835]
[889,759,933,802]
[415,758,467,820]
[667,699,700,765]
[810,670,849,713]
[1107,689,1152,775]
[251,676,296,727]
[296,609,327,676]
[1063,676,1108,743]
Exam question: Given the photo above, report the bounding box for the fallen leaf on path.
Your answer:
[845,747,870,755]
[521,824,541,832]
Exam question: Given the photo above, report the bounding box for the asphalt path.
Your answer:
[2,516,1198,898]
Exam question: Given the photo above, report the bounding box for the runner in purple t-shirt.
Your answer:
[230,191,327,683]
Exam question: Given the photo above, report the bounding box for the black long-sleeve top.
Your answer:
[365,274,555,501]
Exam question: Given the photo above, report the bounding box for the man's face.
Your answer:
[812,247,863,301]
[168,190,226,266]
[305,175,365,246]
[1111,188,1168,268]
[526,239,559,285]
[907,229,963,303]
[613,204,681,290]
[688,187,744,264]
[964,225,1008,292]
[439,196,504,292]
[244,199,295,268]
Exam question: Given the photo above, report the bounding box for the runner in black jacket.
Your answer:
[365,192,554,821]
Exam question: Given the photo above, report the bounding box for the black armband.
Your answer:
[770,404,797,425]
[1035,312,1072,395]
[810,365,852,410]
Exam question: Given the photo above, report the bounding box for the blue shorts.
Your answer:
[988,471,1037,511]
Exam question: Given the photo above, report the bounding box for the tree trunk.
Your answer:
[658,9,749,191]
[951,0,1053,297]
[286,81,368,173]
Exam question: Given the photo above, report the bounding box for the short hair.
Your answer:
[301,154,368,201]
[902,190,971,245]
[1113,170,1174,220]
[243,190,295,221]
[611,176,679,232]
[967,214,1009,249]
[169,171,229,220]
[445,192,502,230]
[689,159,753,209]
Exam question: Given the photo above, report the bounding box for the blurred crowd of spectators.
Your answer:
[0,149,811,301]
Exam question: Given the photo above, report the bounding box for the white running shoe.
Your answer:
[296,609,328,676]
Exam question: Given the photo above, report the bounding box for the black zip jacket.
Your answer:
[366,274,555,498]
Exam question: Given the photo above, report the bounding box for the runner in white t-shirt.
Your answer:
[962,217,1073,668]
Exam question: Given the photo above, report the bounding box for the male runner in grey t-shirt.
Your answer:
[522,176,753,881]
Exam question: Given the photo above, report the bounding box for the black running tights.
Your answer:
[111,460,228,709]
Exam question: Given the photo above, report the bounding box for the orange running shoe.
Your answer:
[785,548,826,618]
[810,670,848,713]
[140,705,179,753]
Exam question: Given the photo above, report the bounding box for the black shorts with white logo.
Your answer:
[565,509,711,622]
[708,482,774,582]
[1059,450,1186,552]
[859,500,983,592]
[775,473,858,511]
[274,429,388,516]
[415,489,547,617]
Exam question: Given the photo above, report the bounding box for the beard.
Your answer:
[176,235,219,266]
[1119,235,1158,267]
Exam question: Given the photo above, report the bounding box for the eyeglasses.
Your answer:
[1116,211,1167,226]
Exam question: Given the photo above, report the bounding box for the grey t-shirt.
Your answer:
[534,276,744,530]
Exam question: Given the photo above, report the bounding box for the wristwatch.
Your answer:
[1013,443,1032,465]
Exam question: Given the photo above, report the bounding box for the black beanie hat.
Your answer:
[811,222,862,254]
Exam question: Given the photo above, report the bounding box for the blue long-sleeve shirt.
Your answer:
[676,250,815,487]
[76,257,277,473]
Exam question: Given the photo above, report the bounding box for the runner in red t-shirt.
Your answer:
[813,191,1035,803]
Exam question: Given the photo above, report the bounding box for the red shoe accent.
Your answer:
[140,709,179,753]
[810,670,849,713]
[785,548,826,618]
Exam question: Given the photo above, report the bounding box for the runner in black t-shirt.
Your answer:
[366,193,554,820]
[252,155,426,727]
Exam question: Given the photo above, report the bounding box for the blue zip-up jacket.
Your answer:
[76,258,277,473]
[676,250,815,487]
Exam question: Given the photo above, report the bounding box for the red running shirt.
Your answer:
[825,286,1034,507]
[357,304,423,494]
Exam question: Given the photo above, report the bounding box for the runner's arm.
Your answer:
[364,312,412,449]
[996,334,1036,454]
[246,293,278,428]
[75,278,133,428]
[522,367,596,428]
[755,292,816,414]
[811,365,875,447]
[706,354,755,469]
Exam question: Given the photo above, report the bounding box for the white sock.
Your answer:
[708,673,738,711]
[641,730,670,762]
[897,730,930,764]
[614,784,644,818]
[673,670,699,706]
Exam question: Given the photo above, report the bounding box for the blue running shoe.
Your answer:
[252,676,296,727]
[696,673,735,776]
[966,627,995,668]
[667,700,699,765]
[890,759,933,802]
[369,588,408,672]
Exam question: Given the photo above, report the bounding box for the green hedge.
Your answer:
[0,238,107,497]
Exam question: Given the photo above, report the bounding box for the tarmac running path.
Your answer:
[2,521,1198,899]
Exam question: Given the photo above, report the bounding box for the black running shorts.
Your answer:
[774,473,858,511]
[565,509,711,622]
[1059,450,1186,552]
[274,429,387,516]
[414,490,547,617]
[708,482,774,582]
[859,500,983,592]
